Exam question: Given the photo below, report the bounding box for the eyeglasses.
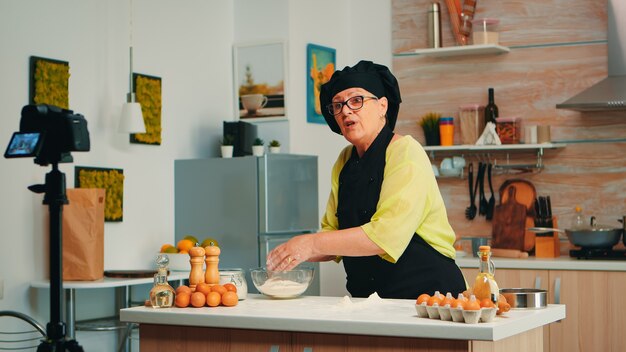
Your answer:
[326,95,378,116]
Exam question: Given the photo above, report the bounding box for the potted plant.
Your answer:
[252,138,265,156]
[220,134,235,158]
[268,140,281,154]
[419,112,441,146]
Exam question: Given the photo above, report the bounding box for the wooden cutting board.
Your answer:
[499,179,537,252]
[491,186,527,251]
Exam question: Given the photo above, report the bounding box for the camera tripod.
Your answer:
[29,163,84,352]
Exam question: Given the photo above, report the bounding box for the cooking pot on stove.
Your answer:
[529,216,624,249]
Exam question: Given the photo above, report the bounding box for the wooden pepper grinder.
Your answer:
[188,246,206,291]
[204,245,221,286]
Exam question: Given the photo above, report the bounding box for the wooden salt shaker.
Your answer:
[188,246,206,291]
[204,245,221,286]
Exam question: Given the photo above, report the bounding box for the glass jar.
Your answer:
[149,254,175,308]
[496,117,521,144]
[219,268,248,300]
[439,117,455,146]
[471,18,500,45]
[459,104,484,145]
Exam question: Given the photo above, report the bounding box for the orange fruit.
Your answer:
[160,244,174,253]
[190,292,206,308]
[222,291,238,307]
[177,239,194,252]
[196,282,211,296]
[175,292,191,308]
[175,285,192,295]
[223,283,237,293]
[416,293,430,305]
[210,285,227,296]
[206,291,221,307]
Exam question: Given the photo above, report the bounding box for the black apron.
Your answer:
[337,125,466,299]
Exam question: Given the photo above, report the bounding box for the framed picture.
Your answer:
[29,56,70,109]
[130,73,162,145]
[75,166,124,222]
[306,44,336,125]
[233,41,287,121]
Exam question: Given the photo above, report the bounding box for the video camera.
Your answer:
[4,104,90,165]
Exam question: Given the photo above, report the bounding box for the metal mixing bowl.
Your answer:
[500,288,547,309]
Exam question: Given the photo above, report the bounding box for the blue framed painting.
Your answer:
[306,44,336,124]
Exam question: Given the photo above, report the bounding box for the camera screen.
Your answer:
[4,132,43,158]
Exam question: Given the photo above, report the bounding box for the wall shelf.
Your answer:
[423,143,566,153]
[426,143,567,175]
[396,44,510,58]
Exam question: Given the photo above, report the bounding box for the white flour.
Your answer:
[332,292,388,311]
[259,277,307,297]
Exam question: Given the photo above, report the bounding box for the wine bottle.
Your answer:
[484,88,499,124]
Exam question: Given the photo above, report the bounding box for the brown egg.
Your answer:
[416,293,430,305]
[190,292,206,308]
[222,291,238,307]
[207,292,221,307]
[175,292,191,308]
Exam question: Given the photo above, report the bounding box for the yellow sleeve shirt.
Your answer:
[321,135,456,262]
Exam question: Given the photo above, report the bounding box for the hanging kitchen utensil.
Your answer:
[465,163,477,220]
[491,186,527,251]
[478,162,488,216]
[486,163,495,220]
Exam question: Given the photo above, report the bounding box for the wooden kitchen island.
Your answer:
[121,294,565,351]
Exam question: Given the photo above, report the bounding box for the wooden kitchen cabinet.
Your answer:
[139,324,291,352]
[461,268,626,352]
[292,332,466,352]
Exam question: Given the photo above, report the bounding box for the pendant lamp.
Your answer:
[118,0,145,134]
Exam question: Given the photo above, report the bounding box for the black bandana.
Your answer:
[320,60,402,134]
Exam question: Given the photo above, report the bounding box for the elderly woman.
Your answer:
[266,61,465,299]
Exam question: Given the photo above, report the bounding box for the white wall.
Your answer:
[288,0,392,297]
[0,0,391,349]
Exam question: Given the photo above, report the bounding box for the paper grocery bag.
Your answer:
[62,188,105,281]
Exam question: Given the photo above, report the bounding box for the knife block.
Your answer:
[535,217,560,258]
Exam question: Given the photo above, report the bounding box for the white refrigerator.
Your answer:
[174,154,320,295]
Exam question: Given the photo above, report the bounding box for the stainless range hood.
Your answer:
[557,0,626,111]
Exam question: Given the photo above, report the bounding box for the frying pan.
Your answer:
[528,225,623,248]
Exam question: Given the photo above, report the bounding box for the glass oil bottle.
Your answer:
[472,245,499,303]
[149,254,175,308]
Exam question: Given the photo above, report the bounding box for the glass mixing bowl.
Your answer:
[250,267,314,299]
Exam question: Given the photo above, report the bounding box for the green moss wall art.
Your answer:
[131,73,162,145]
[29,56,70,109]
[75,166,124,222]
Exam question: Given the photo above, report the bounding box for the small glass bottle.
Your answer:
[484,88,499,124]
[149,254,175,308]
[571,205,585,230]
[472,245,499,303]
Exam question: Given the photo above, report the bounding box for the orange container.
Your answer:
[535,217,560,258]
[439,117,454,146]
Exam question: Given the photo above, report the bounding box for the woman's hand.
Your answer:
[266,234,315,271]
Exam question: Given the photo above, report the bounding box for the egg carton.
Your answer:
[415,303,497,324]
